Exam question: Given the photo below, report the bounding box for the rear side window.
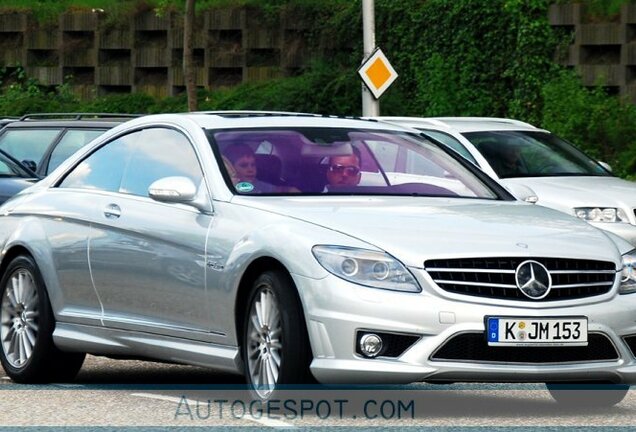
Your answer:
[47,129,107,174]
[0,129,62,166]
[59,131,140,192]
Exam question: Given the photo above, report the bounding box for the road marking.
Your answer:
[130,392,295,429]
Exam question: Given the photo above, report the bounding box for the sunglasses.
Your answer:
[329,164,360,176]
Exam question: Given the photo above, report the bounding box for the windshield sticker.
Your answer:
[235,182,255,193]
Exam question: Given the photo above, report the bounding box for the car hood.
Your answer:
[232,196,622,268]
[501,176,636,213]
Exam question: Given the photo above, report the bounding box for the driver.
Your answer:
[324,145,363,190]
[496,142,527,177]
[326,153,361,189]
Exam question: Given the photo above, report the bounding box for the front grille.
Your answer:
[624,335,636,358]
[431,333,618,363]
[425,257,616,301]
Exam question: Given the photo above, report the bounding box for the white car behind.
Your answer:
[379,117,636,247]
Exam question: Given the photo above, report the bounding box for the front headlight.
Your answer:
[312,245,421,292]
[620,250,636,294]
[574,207,629,223]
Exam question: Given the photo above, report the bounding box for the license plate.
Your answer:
[487,317,588,346]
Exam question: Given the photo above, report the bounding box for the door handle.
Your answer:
[103,203,121,219]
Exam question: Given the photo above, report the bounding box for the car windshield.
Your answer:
[462,130,611,179]
[207,127,499,199]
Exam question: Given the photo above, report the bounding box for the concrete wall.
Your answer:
[0,8,309,98]
[2,4,634,101]
[549,2,636,103]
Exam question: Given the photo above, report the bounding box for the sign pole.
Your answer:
[362,0,379,117]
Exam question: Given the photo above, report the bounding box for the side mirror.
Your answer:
[149,176,197,203]
[148,176,212,213]
[598,161,613,173]
[505,183,538,204]
[21,159,37,172]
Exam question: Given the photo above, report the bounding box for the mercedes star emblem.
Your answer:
[515,260,552,300]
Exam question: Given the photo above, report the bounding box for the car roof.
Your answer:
[127,111,419,133]
[377,117,543,133]
[2,113,139,129]
[4,120,124,129]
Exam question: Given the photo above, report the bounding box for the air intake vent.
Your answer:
[431,333,618,363]
[425,257,616,301]
[624,335,636,358]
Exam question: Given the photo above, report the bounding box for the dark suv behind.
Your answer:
[0,113,139,177]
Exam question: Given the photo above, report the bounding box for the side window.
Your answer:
[365,140,398,171]
[47,129,107,174]
[59,131,140,191]
[405,148,446,177]
[420,130,478,165]
[120,128,203,197]
[0,129,62,166]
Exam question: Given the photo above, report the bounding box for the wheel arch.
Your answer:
[0,245,35,280]
[233,257,305,350]
[0,222,61,316]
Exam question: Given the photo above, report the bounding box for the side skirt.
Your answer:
[53,322,242,374]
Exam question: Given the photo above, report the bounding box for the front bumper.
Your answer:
[292,270,636,385]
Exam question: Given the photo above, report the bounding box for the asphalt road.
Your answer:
[1,355,635,429]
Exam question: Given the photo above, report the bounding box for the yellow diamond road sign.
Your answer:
[358,48,398,100]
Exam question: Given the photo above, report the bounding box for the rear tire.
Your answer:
[0,255,85,383]
[241,269,313,400]
[546,382,629,408]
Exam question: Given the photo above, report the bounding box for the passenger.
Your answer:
[221,155,239,185]
[223,143,299,193]
[223,143,277,193]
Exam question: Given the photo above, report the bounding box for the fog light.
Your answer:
[359,333,383,358]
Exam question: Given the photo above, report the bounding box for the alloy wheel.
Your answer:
[1,268,39,369]
[246,286,282,399]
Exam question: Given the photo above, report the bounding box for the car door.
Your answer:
[85,127,213,337]
[47,131,141,325]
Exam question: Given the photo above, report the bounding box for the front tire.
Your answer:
[547,382,629,408]
[241,270,313,400]
[0,255,85,383]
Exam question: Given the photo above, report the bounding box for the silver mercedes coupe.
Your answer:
[0,112,635,405]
